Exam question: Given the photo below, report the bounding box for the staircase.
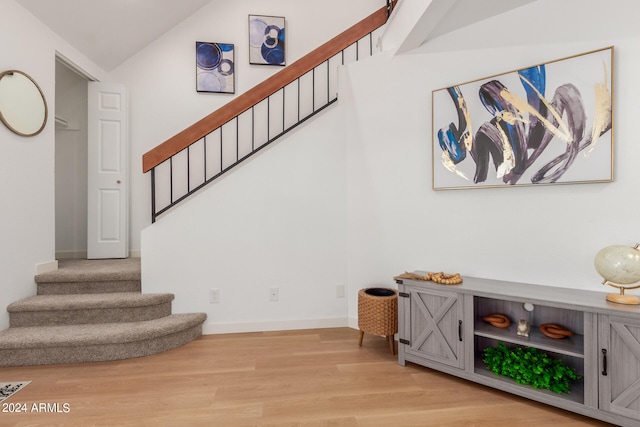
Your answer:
[0,258,206,367]
[143,2,396,222]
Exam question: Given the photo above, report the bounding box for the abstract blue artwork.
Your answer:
[249,15,285,66]
[196,42,234,93]
[432,47,613,190]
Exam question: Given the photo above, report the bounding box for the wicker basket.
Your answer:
[358,287,398,354]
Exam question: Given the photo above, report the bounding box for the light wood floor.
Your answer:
[0,328,613,426]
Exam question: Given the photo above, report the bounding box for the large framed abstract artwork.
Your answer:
[196,42,235,94]
[249,15,285,66]
[432,46,614,190]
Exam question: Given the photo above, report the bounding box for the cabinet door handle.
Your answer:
[458,320,463,342]
[602,349,608,376]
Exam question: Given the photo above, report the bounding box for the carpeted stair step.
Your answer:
[35,258,141,295]
[1,258,207,366]
[0,313,207,367]
[7,293,175,327]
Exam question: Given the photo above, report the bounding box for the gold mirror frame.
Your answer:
[0,69,48,137]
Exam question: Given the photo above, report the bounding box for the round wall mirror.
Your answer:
[0,70,48,137]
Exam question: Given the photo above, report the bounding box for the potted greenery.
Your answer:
[482,342,581,394]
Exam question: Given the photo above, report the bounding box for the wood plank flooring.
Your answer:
[0,328,613,426]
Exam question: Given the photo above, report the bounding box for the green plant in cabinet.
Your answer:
[482,342,581,394]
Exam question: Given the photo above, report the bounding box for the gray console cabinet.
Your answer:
[396,274,640,427]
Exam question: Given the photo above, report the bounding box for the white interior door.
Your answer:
[87,82,129,259]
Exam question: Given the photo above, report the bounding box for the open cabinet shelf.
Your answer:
[474,321,584,358]
[473,363,585,405]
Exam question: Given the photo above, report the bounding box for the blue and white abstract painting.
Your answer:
[432,47,613,190]
[196,42,235,93]
[249,15,285,66]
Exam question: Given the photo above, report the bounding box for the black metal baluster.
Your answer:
[312,68,316,112]
[203,135,207,181]
[151,168,156,223]
[326,60,330,105]
[187,146,191,193]
[251,106,255,152]
[169,157,173,204]
[297,77,301,122]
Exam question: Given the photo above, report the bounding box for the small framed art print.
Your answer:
[196,42,235,93]
[249,15,285,66]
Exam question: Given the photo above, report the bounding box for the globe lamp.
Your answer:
[594,244,640,305]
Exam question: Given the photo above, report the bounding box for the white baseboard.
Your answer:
[55,250,142,259]
[202,317,351,335]
[55,251,87,259]
[347,316,358,330]
[35,260,58,275]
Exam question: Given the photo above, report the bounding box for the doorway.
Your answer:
[54,58,89,259]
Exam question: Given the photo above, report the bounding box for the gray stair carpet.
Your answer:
[35,258,142,294]
[8,293,175,327]
[0,258,207,367]
[0,314,206,366]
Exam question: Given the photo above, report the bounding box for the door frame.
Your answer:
[54,54,130,260]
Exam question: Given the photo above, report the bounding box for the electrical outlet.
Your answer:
[336,285,345,298]
[269,287,279,302]
[209,289,220,303]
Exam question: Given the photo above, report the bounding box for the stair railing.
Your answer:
[143,2,395,222]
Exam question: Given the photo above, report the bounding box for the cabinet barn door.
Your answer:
[599,315,640,422]
[405,287,464,369]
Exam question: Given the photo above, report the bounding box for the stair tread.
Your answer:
[0,313,207,349]
[35,258,141,283]
[8,293,174,312]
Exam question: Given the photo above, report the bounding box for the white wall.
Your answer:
[142,106,348,333]
[0,0,106,330]
[345,0,640,323]
[4,0,638,335]
[112,0,385,332]
[135,0,640,333]
[111,0,386,254]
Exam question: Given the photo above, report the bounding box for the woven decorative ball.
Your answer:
[358,288,398,336]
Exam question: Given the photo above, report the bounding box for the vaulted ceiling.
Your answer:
[15,0,212,71]
[14,0,537,72]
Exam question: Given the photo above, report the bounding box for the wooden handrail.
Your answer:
[143,4,392,173]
